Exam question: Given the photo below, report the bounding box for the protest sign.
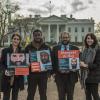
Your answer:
[58,50,80,72]
[30,50,52,72]
[7,53,29,75]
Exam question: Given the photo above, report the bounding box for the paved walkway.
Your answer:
[1,79,85,100]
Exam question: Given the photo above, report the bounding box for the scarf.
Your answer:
[80,45,99,89]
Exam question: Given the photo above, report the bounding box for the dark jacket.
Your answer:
[86,47,100,83]
[52,44,79,83]
[25,42,53,75]
[0,45,24,92]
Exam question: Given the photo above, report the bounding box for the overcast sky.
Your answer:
[11,0,100,23]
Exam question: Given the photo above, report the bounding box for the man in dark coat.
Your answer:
[25,29,52,100]
[52,32,79,100]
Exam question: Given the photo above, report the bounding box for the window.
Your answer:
[68,27,71,32]
[59,27,62,32]
[82,36,84,42]
[88,27,91,32]
[75,36,77,42]
[75,27,78,32]
[82,27,84,32]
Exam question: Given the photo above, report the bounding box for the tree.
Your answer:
[0,0,20,47]
[0,11,7,46]
[95,22,100,34]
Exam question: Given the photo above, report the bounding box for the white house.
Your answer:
[39,15,94,43]
[4,14,94,46]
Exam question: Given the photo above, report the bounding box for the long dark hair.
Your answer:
[84,33,98,48]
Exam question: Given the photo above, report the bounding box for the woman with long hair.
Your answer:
[80,33,100,100]
[0,33,24,100]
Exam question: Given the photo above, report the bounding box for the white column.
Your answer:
[39,26,42,31]
[57,24,59,43]
[48,24,51,42]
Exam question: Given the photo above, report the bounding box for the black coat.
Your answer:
[0,45,24,92]
[86,47,100,83]
[52,44,79,83]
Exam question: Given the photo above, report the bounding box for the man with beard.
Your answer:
[71,58,77,69]
[40,52,50,64]
[52,32,79,100]
[10,53,25,67]
[25,29,52,100]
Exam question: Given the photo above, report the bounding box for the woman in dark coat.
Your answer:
[80,33,100,100]
[0,33,24,100]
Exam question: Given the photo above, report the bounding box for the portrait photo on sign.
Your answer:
[7,53,29,68]
[39,50,52,71]
[69,58,80,70]
[40,51,50,64]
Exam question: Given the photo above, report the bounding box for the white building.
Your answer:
[39,15,94,43]
[4,14,94,46]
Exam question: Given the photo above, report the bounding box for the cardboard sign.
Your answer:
[15,68,29,75]
[31,62,41,72]
[7,53,29,75]
[30,50,52,72]
[58,50,80,72]
[7,53,29,68]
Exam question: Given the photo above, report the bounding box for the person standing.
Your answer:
[25,29,52,100]
[0,33,24,100]
[80,33,100,100]
[52,32,79,100]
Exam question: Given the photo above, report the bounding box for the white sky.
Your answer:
[11,0,100,23]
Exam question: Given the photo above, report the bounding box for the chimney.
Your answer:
[70,14,73,19]
[34,15,41,19]
[29,14,32,18]
[61,15,66,18]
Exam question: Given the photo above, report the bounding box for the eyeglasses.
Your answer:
[62,37,69,39]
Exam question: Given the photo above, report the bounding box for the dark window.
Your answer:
[82,36,84,42]
[88,27,91,32]
[59,27,62,32]
[68,27,71,32]
[75,27,78,32]
[82,27,84,32]
[75,36,77,42]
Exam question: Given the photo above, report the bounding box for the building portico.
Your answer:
[4,15,94,46]
[39,15,94,43]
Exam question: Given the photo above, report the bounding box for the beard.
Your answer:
[41,59,49,64]
[72,64,77,69]
[62,40,70,45]
[34,38,43,43]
